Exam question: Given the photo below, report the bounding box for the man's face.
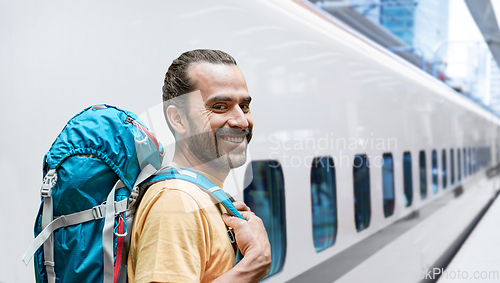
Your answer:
[183,62,253,169]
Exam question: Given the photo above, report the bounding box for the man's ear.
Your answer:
[166,105,187,135]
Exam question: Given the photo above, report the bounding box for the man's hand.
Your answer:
[215,202,271,282]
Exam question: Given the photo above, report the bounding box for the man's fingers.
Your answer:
[222,213,246,228]
[239,210,256,221]
[233,201,251,212]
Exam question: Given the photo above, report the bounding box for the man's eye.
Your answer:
[213,104,228,111]
[240,104,250,112]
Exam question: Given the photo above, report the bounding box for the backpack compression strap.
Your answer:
[142,166,244,219]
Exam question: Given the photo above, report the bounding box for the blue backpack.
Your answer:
[22,104,243,283]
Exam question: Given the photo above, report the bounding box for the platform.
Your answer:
[437,193,500,282]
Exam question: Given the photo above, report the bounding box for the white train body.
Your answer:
[4,0,500,282]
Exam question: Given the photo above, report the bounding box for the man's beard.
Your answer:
[184,120,252,170]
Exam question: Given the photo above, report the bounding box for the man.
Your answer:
[128,50,272,283]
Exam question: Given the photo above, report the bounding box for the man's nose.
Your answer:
[227,106,249,129]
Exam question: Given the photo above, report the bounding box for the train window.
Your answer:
[403,152,413,207]
[442,149,447,189]
[490,147,493,165]
[463,148,467,177]
[480,148,483,168]
[419,151,427,200]
[467,147,474,175]
[310,157,337,252]
[382,153,395,218]
[481,147,486,168]
[474,147,476,172]
[472,148,476,173]
[353,154,371,232]
[477,148,480,169]
[244,160,287,277]
[457,149,461,181]
[497,144,500,165]
[479,147,482,168]
[432,150,438,193]
[450,149,455,185]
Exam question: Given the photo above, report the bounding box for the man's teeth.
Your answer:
[223,136,244,143]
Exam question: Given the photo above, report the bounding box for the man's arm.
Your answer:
[212,202,272,283]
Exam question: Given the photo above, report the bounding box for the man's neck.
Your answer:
[172,150,229,183]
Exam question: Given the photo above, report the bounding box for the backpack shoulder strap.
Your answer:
[141,166,244,219]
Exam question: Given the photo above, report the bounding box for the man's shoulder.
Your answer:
[143,179,218,213]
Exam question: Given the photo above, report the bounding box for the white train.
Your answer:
[5,0,500,282]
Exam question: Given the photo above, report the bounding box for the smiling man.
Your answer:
[128,50,271,283]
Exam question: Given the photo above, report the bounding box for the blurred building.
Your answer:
[346,0,449,65]
[312,0,500,117]
[488,54,500,113]
[379,0,417,46]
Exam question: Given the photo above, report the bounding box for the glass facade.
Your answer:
[380,0,416,46]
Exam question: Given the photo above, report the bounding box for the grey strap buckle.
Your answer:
[44,261,55,267]
[40,170,58,198]
[40,186,52,198]
[227,227,236,244]
[128,186,139,208]
[92,206,104,219]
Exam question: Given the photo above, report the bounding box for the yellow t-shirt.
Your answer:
[127,176,236,283]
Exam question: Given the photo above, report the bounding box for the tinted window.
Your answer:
[419,151,427,200]
[382,153,395,217]
[244,161,286,277]
[463,148,467,177]
[489,147,493,166]
[472,148,476,173]
[457,149,461,181]
[310,157,337,252]
[442,149,447,189]
[470,148,476,174]
[353,154,371,232]
[450,149,455,185]
[477,148,480,169]
[432,150,438,193]
[403,152,413,207]
[497,144,500,165]
[467,147,474,175]
[497,144,499,165]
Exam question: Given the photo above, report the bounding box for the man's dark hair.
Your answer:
[162,49,237,134]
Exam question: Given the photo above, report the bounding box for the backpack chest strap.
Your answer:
[22,193,128,266]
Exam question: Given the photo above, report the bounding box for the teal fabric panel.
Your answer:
[53,156,118,215]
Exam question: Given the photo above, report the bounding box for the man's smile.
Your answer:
[218,135,246,144]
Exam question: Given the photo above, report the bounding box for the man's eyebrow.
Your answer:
[206,96,252,103]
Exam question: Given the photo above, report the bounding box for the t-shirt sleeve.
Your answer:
[133,188,210,283]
